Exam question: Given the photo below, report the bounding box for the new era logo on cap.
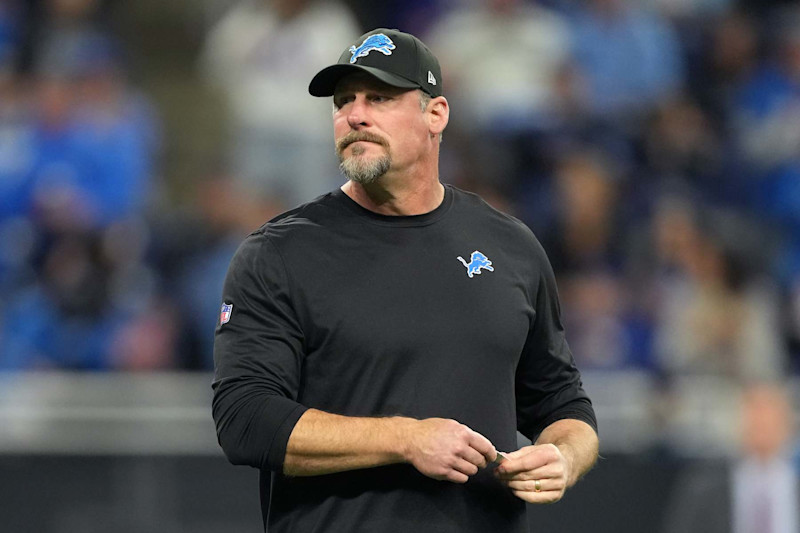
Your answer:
[309,28,443,98]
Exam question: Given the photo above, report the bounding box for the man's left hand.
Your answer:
[493,444,570,504]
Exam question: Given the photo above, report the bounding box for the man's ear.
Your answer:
[427,96,449,137]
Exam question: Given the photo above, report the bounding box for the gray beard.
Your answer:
[338,147,391,185]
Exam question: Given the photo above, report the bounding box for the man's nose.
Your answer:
[346,96,370,129]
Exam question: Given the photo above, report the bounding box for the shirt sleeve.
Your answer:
[212,231,308,472]
[515,237,597,442]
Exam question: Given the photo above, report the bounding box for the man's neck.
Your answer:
[342,175,445,216]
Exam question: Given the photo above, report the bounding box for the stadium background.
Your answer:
[0,0,799,531]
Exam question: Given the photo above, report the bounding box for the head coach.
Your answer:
[212,28,599,532]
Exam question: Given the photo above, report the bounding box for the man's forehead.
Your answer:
[333,72,415,95]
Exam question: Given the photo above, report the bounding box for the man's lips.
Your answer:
[337,133,388,154]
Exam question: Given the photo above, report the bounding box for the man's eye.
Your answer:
[334,97,353,109]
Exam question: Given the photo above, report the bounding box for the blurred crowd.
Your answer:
[1,0,799,382]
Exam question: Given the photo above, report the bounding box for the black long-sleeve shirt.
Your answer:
[213,185,597,532]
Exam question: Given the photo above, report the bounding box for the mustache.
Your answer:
[336,132,389,154]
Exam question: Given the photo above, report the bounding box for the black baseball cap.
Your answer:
[309,28,442,98]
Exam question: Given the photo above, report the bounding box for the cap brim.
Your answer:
[309,64,420,97]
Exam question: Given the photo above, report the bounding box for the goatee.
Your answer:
[336,132,391,185]
[339,152,391,185]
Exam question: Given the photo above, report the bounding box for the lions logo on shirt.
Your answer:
[457,251,494,278]
[349,34,395,64]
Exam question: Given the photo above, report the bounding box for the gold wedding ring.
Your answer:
[534,479,542,492]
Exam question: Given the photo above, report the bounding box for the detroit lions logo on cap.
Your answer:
[349,34,395,64]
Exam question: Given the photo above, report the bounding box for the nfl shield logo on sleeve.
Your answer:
[220,303,233,325]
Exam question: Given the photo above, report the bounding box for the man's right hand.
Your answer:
[402,418,497,483]
[283,410,497,479]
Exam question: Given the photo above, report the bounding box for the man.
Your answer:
[662,382,799,533]
[213,28,599,532]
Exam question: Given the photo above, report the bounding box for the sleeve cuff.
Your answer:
[266,403,309,472]
[527,398,598,442]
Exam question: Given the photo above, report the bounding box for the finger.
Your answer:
[445,470,470,484]
[503,443,560,462]
[496,456,548,476]
[505,477,565,493]
[495,462,562,481]
[501,445,540,461]
[452,457,479,477]
[496,445,558,475]
[511,489,563,505]
[459,445,489,469]
[465,430,497,463]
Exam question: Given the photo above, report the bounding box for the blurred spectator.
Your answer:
[733,6,800,173]
[542,150,651,369]
[0,231,126,370]
[0,24,37,294]
[426,0,573,132]
[33,0,113,64]
[662,382,799,533]
[0,0,21,70]
[725,9,800,341]
[545,150,624,274]
[560,272,649,369]
[0,217,179,370]
[169,174,280,369]
[21,0,159,233]
[568,0,684,122]
[0,1,32,224]
[651,202,786,380]
[104,217,178,370]
[201,0,359,208]
[689,11,758,129]
[766,160,800,372]
[642,95,724,201]
[0,74,32,222]
[70,37,160,224]
[426,0,579,196]
[27,35,159,231]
